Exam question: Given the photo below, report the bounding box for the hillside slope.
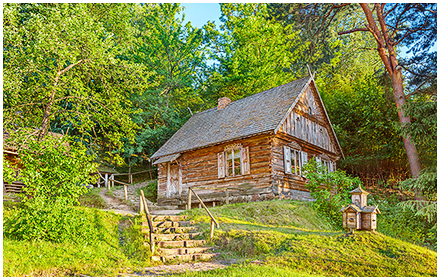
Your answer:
[181,200,437,277]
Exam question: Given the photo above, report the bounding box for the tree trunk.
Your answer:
[390,71,422,178]
[358,3,423,179]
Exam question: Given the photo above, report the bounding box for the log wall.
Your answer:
[157,134,275,206]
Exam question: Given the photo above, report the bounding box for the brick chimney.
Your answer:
[217,97,231,110]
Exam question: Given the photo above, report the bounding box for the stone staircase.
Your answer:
[142,215,220,263]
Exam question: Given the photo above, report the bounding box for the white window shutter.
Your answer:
[218,152,225,178]
[301,151,308,167]
[284,146,292,174]
[241,147,250,175]
[329,161,334,173]
[316,156,321,165]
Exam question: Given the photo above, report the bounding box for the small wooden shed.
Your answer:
[340,186,380,231]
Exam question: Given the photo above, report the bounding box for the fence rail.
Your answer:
[188,187,219,240]
[140,190,155,254]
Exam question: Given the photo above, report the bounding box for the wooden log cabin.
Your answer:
[151,76,344,208]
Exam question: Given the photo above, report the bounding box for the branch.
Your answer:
[405,81,428,99]
[384,3,398,18]
[312,3,350,40]
[338,28,369,35]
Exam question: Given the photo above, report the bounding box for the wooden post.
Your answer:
[187,189,192,210]
[105,173,109,190]
[213,201,215,207]
[226,189,229,205]
[130,173,133,184]
[210,220,214,240]
[124,185,128,201]
[139,195,144,214]
[111,174,114,188]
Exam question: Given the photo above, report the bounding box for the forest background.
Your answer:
[3,3,437,248]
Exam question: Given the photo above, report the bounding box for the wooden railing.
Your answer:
[107,178,130,200]
[113,168,157,184]
[140,190,155,254]
[188,187,220,240]
[187,185,253,206]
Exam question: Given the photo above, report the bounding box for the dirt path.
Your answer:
[98,188,137,216]
[123,259,239,277]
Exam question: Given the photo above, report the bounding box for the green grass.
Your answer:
[3,199,437,277]
[178,199,437,277]
[3,206,152,276]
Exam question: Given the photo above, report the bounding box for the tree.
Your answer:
[118,3,210,165]
[202,3,307,105]
[272,3,437,179]
[3,3,148,160]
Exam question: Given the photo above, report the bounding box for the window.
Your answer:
[291,149,301,175]
[284,146,307,176]
[317,157,335,173]
[226,149,241,176]
[218,145,250,178]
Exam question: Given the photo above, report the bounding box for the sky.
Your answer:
[180,3,221,28]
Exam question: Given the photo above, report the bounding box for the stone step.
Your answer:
[149,209,185,215]
[157,246,213,256]
[149,220,193,228]
[142,226,196,234]
[148,215,188,222]
[151,253,220,263]
[156,239,206,248]
[151,232,201,241]
[147,204,179,210]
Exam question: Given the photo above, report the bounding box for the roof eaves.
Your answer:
[309,77,345,159]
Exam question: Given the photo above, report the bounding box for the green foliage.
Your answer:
[302,158,362,227]
[201,3,305,106]
[117,3,209,163]
[3,3,148,162]
[136,180,158,203]
[4,202,101,244]
[369,192,437,250]
[121,215,152,261]
[4,130,97,206]
[401,98,437,167]
[3,207,152,276]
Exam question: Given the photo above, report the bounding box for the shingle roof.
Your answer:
[350,186,370,195]
[151,77,312,160]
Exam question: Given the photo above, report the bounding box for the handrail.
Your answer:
[140,190,155,254]
[108,178,130,185]
[188,187,219,240]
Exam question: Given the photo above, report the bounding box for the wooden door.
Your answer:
[167,163,180,198]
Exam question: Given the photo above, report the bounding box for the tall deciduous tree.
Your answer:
[202,3,306,105]
[3,3,148,159]
[119,3,210,166]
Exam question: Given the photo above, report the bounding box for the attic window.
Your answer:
[308,106,312,115]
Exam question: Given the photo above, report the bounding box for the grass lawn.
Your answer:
[178,200,437,277]
[3,205,152,277]
[3,199,437,276]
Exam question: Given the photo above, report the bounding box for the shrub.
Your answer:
[4,202,102,244]
[302,158,362,228]
[4,130,98,206]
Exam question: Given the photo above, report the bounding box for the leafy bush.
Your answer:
[302,158,362,228]
[4,202,102,244]
[4,130,98,206]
